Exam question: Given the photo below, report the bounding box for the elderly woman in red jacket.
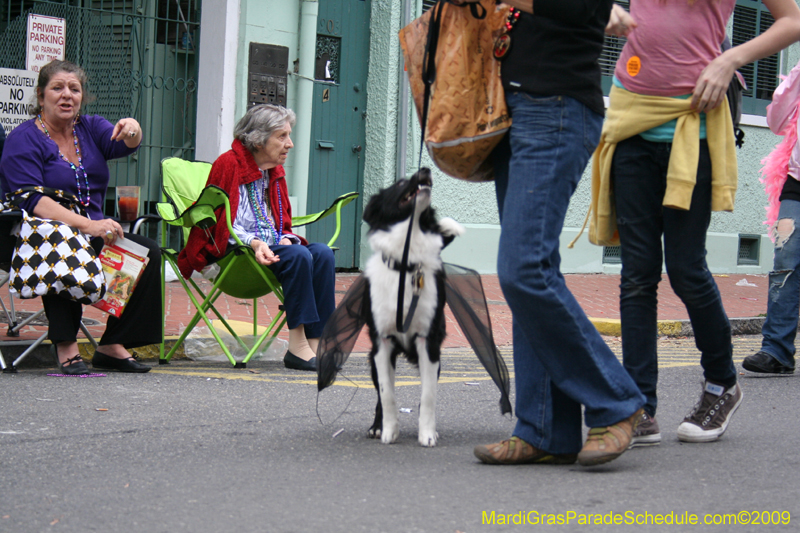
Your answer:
[177,104,335,371]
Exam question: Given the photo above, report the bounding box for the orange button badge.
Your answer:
[627,56,641,77]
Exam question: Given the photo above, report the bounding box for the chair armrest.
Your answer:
[293,192,359,227]
[131,214,161,235]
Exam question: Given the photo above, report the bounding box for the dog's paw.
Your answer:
[380,423,399,444]
[418,429,439,447]
[439,217,465,238]
[367,427,380,439]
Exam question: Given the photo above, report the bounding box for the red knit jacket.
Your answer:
[176,139,307,278]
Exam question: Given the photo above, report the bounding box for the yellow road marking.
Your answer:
[152,336,760,387]
[150,368,505,388]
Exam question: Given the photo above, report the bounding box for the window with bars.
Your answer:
[600,0,779,115]
[599,0,629,93]
[732,0,779,114]
[422,0,437,12]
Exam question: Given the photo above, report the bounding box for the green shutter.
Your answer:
[734,0,779,115]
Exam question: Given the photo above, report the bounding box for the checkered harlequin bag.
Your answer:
[4,187,105,304]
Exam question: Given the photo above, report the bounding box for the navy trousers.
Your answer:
[267,242,335,338]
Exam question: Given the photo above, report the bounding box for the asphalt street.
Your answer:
[1,335,798,532]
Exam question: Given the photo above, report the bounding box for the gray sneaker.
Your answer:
[629,411,661,448]
[677,381,743,443]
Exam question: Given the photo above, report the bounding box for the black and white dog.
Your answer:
[317,168,510,444]
[360,168,464,446]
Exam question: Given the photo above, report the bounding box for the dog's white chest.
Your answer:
[366,263,439,341]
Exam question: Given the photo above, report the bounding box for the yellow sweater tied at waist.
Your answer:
[572,85,738,248]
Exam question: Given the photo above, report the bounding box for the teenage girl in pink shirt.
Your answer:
[606,0,800,446]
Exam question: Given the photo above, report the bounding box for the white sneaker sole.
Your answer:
[629,433,662,448]
[677,388,744,443]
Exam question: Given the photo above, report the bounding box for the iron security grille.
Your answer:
[0,0,200,231]
[603,246,622,264]
[315,36,340,83]
[599,0,629,78]
[738,235,760,265]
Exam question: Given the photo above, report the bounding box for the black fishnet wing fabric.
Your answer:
[444,263,512,415]
[317,274,370,391]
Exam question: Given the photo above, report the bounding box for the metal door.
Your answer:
[0,0,200,239]
[306,0,370,269]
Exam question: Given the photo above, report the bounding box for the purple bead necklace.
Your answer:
[246,175,283,245]
[38,114,91,207]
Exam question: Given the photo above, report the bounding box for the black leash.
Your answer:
[395,191,419,333]
[395,0,485,333]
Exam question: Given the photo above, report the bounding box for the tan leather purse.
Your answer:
[399,0,510,182]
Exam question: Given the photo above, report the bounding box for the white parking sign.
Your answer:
[26,14,66,73]
[0,68,37,136]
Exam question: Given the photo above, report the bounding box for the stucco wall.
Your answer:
[364,0,403,200]
[231,1,302,184]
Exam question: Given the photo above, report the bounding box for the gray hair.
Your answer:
[234,104,296,152]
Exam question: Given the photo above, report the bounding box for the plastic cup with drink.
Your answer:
[116,186,140,222]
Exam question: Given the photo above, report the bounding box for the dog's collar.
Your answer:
[382,254,419,273]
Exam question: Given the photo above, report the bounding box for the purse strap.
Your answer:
[4,186,88,218]
[395,0,487,333]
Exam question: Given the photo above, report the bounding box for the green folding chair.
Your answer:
[156,157,358,368]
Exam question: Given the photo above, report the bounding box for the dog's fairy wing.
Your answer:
[443,263,512,415]
[317,274,370,391]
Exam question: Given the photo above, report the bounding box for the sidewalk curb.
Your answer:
[589,317,766,337]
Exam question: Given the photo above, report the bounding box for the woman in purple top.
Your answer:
[0,60,160,375]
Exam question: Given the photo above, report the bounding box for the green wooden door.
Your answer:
[306,0,370,269]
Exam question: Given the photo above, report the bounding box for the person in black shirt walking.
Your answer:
[453,0,646,467]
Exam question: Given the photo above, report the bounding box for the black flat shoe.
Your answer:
[283,351,316,372]
[742,351,795,374]
[92,351,151,373]
[59,354,90,375]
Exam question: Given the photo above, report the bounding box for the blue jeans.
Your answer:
[268,242,335,338]
[493,92,645,454]
[760,198,800,368]
[612,135,736,417]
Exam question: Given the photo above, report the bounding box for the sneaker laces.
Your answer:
[685,386,732,427]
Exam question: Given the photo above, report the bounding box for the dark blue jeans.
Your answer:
[612,135,736,417]
[760,198,800,368]
[493,92,644,454]
[268,242,335,338]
